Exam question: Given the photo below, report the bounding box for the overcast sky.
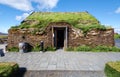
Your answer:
[0,0,120,33]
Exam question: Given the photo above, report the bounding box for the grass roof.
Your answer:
[11,12,111,34]
[11,12,100,29]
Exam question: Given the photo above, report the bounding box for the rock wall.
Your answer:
[8,25,114,49]
[8,29,49,48]
[68,28,114,47]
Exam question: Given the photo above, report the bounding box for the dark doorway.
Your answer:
[54,28,65,49]
[57,29,65,48]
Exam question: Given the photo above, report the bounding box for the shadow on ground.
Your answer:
[12,67,27,77]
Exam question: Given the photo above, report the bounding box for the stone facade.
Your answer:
[8,22,114,49]
[69,28,114,47]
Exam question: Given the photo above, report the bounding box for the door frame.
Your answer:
[52,26,68,49]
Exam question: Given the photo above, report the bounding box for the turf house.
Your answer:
[8,12,114,50]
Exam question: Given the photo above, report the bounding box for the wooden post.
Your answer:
[52,26,54,47]
[65,27,68,48]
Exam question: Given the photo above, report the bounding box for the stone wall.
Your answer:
[8,24,114,49]
[68,28,114,47]
[8,29,49,48]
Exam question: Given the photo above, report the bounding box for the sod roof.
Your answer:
[11,12,111,35]
[11,12,100,29]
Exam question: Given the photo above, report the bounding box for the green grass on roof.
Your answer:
[11,12,100,29]
[10,12,112,34]
[28,12,99,26]
[27,12,99,23]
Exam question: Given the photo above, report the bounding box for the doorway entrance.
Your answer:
[56,28,65,48]
[52,27,68,49]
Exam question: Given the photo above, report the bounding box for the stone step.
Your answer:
[15,68,106,77]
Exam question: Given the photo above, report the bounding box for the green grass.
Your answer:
[26,12,99,26]
[10,12,110,34]
[66,45,120,52]
[32,44,41,52]
[0,62,19,77]
[114,34,120,39]
[45,46,56,51]
[8,45,120,52]
[0,35,8,39]
[10,12,112,35]
[74,45,91,51]
[78,24,106,35]
[8,45,56,52]
[105,61,120,77]
[8,47,19,52]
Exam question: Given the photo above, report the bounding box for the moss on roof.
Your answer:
[11,12,100,29]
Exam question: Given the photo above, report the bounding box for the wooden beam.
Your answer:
[66,27,68,48]
[52,26,54,47]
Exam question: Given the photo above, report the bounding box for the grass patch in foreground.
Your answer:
[105,61,120,77]
[66,45,120,52]
[8,47,19,52]
[0,62,19,77]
